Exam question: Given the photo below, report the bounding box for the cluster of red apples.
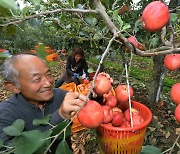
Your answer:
[164,54,180,124]
[171,83,180,124]
[127,1,170,51]
[164,53,180,124]
[77,73,144,129]
[125,1,180,124]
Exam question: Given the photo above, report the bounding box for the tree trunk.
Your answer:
[148,0,179,104]
[148,55,165,104]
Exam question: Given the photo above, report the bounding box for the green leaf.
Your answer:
[29,0,42,6]
[103,0,110,6]
[140,145,162,154]
[21,6,31,16]
[134,20,141,33]
[151,37,158,47]
[33,114,51,126]
[15,130,51,154]
[0,0,17,10]
[35,5,40,10]
[6,25,16,36]
[113,9,119,17]
[0,140,4,148]
[77,4,84,9]
[36,45,48,60]
[3,119,25,137]
[85,15,97,26]
[33,130,52,154]
[93,33,101,40]
[117,15,123,27]
[55,140,73,154]
[112,0,120,10]
[170,13,177,22]
[122,23,131,31]
[52,120,71,140]
[87,68,95,73]
[0,27,3,34]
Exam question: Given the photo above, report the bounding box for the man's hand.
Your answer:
[58,92,88,119]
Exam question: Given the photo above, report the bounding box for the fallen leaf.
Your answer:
[176,128,180,135]
[158,101,164,107]
[165,132,170,139]
[148,127,156,132]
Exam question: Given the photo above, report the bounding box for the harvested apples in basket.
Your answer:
[77,72,147,129]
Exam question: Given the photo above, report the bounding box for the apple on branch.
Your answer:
[127,36,139,48]
[170,83,180,105]
[175,104,180,123]
[164,54,180,71]
[93,73,112,96]
[140,1,170,32]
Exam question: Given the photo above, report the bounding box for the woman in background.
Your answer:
[55,46,89,88]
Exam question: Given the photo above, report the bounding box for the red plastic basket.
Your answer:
[96,101,152,154]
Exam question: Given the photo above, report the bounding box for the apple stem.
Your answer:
[87,34,117,98]
[124,63,134,128]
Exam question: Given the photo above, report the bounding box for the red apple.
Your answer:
[120,120,131,128]
[170,83,180,105]
[127,36,139,48]
[140,1,170,32]
[94,74,112,96]
[112,112,124,127]
[132,115,144,126]
[164,54,180,71]
[115,84,134,103]
[124,108,140,122]
[175,104,180,123]
[112,107,122,115]
[102,105,113,124]
[77,100,104,128]
[104,95,117,108]
[118,101,129,112]
[103,90,114,99]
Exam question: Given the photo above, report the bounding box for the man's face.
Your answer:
[15,56,54,104]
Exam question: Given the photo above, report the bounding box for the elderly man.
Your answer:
[0,54,87,152]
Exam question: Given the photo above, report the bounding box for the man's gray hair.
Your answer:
[2,55,22,87]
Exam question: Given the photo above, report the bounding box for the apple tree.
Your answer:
[0,0,179,104]
[0,0,180,153]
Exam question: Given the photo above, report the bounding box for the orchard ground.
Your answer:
[0,54,179,154]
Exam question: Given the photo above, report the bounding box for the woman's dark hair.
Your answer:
[72,46,84,57]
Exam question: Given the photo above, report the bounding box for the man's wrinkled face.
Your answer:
[15,56,54,104]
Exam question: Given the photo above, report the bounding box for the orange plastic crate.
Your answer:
[71,116,88,133]
[59,82,77,92]
[72,81,94,133]
[96,101,152,154]
[77,81,92,96]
